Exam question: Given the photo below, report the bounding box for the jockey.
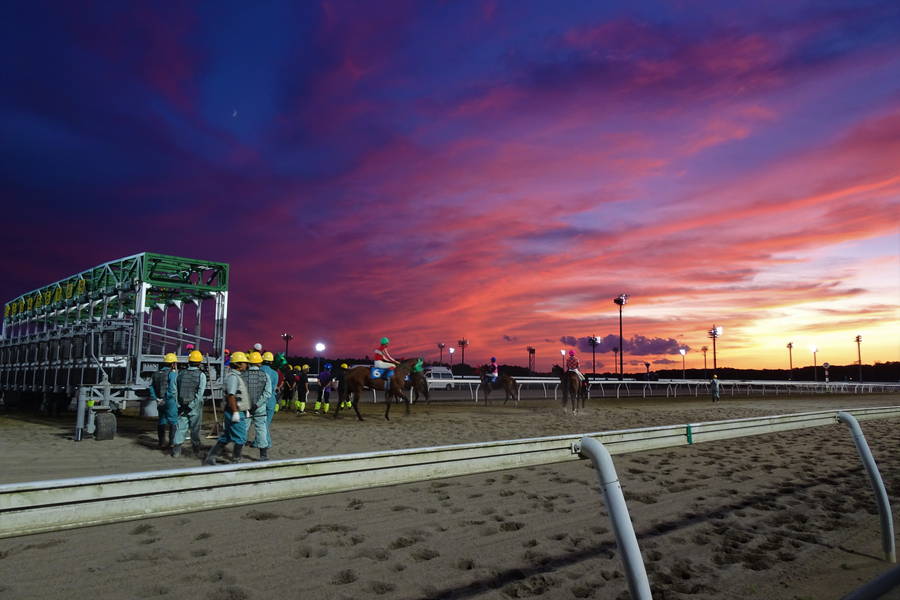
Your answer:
[566,350,585,383]
[373,337,398,371]
[488,357,499,383]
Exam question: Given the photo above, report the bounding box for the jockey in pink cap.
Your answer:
[565,350,585,383]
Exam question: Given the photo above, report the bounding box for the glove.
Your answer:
[156,399,163,406]
[230,412,241,423]
[274,404,280,413]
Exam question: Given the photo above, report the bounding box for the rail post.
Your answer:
[836,411,896,562]
[577,436,653,600]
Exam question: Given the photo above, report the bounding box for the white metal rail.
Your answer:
[1,405,898,539]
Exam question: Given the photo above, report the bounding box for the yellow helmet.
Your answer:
[248,351,263,364]
[230,351,249,364]
[163,353,178,363]
[293,365,302,370]
[188,350,203,362]
[302,364,310,370]
[262,351,274,362]
[340,363,348,369]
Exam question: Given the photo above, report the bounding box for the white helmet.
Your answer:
[253,342,263,351]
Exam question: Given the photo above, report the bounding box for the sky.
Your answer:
[1,0,899,372]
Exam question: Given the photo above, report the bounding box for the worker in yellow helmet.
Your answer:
[335,363,351,409]
[204,351,251,465]
[295,364,310,415]
[149,353,178,450]
[259,352,280,453]
[171,350,207,458]
[243,351,273,460]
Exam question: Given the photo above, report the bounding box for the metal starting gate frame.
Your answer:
[0,252,229,437]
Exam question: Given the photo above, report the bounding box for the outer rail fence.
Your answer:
[1,405,898,540]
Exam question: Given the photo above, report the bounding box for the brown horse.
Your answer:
[480,369,520,406]
[553,365,587,414]
[406,369,430,404]
[336,358,417,421]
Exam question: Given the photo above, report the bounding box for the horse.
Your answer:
[406,369,430,404]
[552,365,587,414]
[480,368,519,406]
[335,358,417,421]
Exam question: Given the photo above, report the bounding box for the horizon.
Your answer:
[2,1,898,371]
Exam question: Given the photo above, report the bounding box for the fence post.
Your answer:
[577,436,653,600]
[836,411,896,562]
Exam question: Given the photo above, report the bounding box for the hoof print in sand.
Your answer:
[410,547,439,561]
[204,585,250,600]
[502,574,561,597]
[331,569,358,585]
[365,580,396,595]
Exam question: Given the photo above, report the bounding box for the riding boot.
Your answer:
[157,424,167,448]
[204,442,225,465]
[259,447,269,461]
[232,444,244,463]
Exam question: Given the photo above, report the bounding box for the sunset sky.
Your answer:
[2,1,898,371]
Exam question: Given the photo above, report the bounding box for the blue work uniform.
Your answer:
[149,366,178,425]
[219,370,250,445]
[173,366,207,447]
[244,366,273,450]
[260,364,279,447]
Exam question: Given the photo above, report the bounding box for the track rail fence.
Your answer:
[1,405,898,540]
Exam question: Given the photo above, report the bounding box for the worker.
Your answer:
[295,364,310,414]
[710,374,721,403]
[204,351,251,465]
[316,363,334,414]
[259,352,280,450]
[171,350,207,458]
[149,353,178,450]
[334,363,350,408]
[244,351,274,460]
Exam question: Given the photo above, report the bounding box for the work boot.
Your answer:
[323,403,330,414]
[157,424,168,449]
[191,443,202,458]
[314,401,321,414]
[232,444,244,463]
[168,425,177,447]
[204,442,225,466]
[259,447,269,461]
[171,444,182,458]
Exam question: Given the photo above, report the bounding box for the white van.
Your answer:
[425,366,455,390]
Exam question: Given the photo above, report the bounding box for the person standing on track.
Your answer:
[172,350,207,458]
[260,352,280,452]
[205,351,251,465]
[710,374,721,403]
[244,351,274,460]
[149,353,178,450]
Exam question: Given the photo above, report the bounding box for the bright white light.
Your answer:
[315,342,326,352]
[679,348,686,356]
[715,326,724,336]
[560,349,566,356]
[449,347,455,354]
[809,345,817,353]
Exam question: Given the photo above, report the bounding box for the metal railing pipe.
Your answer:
[578,436,653,600]
[836,411,896,562]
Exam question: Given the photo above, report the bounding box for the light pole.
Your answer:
[707,325,723,375]
[810,345,818,382]
[855,335,862,382]
[448,347,455,367]
[644,361,650,380]
[786,342,793,380]
[314,342,326,373]
[281,332,293,356]
[527,346,536,373]
[679,348,686,379]
[613,347,619,377]
[560,348,566,370]
[437,342,445,365]
[588,336,598,376]
[613,293,629,381]
[701,346,708,379]
[458,338,469,366]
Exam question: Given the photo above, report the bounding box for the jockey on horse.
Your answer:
[566,350,588,394]
[487,357,499,384]
[373,337,399,374]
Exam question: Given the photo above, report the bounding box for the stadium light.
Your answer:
[809,345,818,382]
[679,347,687,379]
[315,341,326,372]
[613,293,629,381]
[707,325,723,375]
